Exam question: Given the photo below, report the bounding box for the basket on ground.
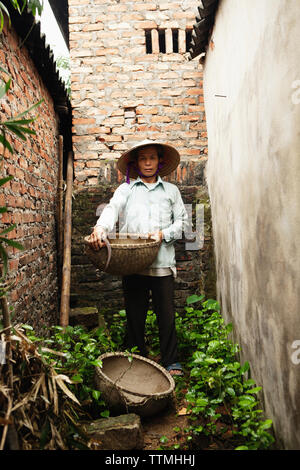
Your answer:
[84,233,161,276]
[94,352,175,418]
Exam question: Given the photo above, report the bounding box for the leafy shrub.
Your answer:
[174,295,274,450]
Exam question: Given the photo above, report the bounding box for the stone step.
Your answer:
[83,413,144,450]
[69,306,107,330]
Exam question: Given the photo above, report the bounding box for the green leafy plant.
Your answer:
[174,295,275,450]
[0,0,44,31]
[40,324,115,417]
[56,55,71,97]
[0,66,43,291]
[18,294,275,451]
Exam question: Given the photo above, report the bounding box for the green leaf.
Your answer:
[196,398,208,407]
[100,409,110,418]
[243,378,256,387]
[2,123,27,141]
[4,122,36,139]
[247,386,262,394]
[205,356,223,364]
[0,176,13,186]
[10,0,22,14]
[240,361,250,374]
[71,374,83,383]
[5,118,35,125]
[21,324,34,330]
[186,294,204,305]
[260,419,273,430]
[0,134,13,154]
[226,387,235,397]
[0,244,8,276]
[193,425,203,433]
[0,78,11,99]
[90,359,103,367]
[235,446,249,450]
[203,299,221,310]
[0,2,11,31]
[238,395,256,407]
[207,340,220,350]
[0,238,24,250]
[13,98,44,119]
[92,390,101,400]
[0,224,16,236]
[0,65,9,76]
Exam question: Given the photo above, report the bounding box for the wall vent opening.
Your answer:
[158,29,166,53]
[185,29,192,52]
[145,29,191,54]
[145,29,152,54]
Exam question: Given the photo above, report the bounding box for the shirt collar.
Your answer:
[130,175,165,190]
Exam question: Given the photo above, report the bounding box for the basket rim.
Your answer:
[84,233,161,250]
[95,351,175,398]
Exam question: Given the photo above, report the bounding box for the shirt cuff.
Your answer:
[161,228,173,244]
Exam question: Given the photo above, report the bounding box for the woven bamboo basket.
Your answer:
[84,233,161,276]
[94,352,175,418]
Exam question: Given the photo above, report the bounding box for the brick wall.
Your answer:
[69,0,207,186]
[0,22,60,331]
[71,176,216,318]
[68,0,216,316]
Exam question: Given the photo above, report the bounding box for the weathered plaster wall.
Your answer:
[203,0,300,449]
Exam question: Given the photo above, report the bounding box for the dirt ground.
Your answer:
[141,395,190,450]
[140,380,238,451]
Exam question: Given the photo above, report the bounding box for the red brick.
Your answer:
[136,106,158,115]
[134,21,157,29]
[151,116,172,123]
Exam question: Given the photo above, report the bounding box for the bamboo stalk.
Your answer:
[57,135,64,283]
[59,151,73,328]
[1,295,12,388]
[0,294,19,449]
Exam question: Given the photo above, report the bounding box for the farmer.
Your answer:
[89,140,188,376]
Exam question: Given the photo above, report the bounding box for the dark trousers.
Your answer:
[121,274,178,368]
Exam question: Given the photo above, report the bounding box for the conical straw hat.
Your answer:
[117,139,180,179]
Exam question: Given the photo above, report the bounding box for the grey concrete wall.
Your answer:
[203,0,300,449]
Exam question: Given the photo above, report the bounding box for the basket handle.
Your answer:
[102,236,112,272]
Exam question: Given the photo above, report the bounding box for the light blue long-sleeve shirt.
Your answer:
[95,176,188,271]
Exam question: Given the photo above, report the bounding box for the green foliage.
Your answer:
[40,325,116,417]
[20,294,274,451]
[175,295,275,450]
[22,318,141,422]
[0,0,43,31]
[56,55,71,97]
[145,309,160,357]
[0,66,43,289]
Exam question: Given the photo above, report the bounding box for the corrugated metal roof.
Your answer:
[48,0,69,48]
[188,0,219,60]
[1,0,70,116]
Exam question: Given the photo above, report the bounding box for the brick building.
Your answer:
[0,3,71,331]
[66,0,216,315]
[69,0,207,185]
[0,0,216,329]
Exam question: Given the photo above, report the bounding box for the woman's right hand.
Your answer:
[89,226,107,251]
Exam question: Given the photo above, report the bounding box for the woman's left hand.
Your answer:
[148,231,163,242]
